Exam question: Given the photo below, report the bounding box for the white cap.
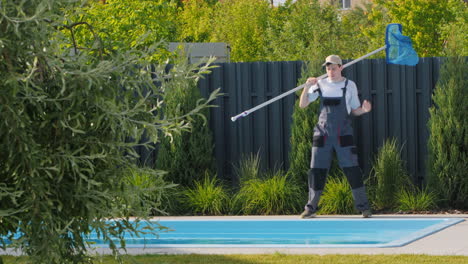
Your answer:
[322,55,342,66]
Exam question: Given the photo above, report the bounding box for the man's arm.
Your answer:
[299,77,318,108]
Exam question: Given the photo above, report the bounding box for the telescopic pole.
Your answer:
[231,46,386,122]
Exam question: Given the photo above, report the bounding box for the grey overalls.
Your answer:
[305,79,370,213]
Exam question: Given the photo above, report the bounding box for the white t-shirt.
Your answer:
[307,78,361,114]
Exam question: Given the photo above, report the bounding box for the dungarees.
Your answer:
[305,79,370,213]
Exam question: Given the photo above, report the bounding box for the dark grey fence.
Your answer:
[196,57,442,185]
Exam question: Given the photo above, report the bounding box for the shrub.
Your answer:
[0,1,220,262]
[367,138,410,210]
[287,61,323,186]
[184,173,230,216]
[427,46,468,208]
[156,57,216,187]
[234,170,303,215]
[318,173,357,215]
[119,168,177,216]
[397,187,438,212]
[150,184,185,216]
[234,151,261,183]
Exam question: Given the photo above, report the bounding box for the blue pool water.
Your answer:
[87,218,464,248]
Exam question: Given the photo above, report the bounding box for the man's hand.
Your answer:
[306,77,318,87]
[362,100,372,113]
[351,100,372,116]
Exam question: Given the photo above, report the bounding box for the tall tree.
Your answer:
[375,0,459,57]
[427,31,468,208]
[0,0,219,263]
[264,0,344,61]
[70,0,179,62]
[211,0,271,62]
[177,0,215,42]
[287,61,322,186]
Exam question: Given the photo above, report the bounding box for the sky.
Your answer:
[272,0,293,6]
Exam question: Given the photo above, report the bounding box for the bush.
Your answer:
[233,155,303,215]
[154,186,186,216]
[427,52,468,208]
[367,138,410,210]
[0,1,220,262]
[234,171,303,215]
[156,57,216,187]
[318,173,357,215]
[183,174,229,216]
[397,187,438,212]
[287,61,323,186]
[118,168,177,216]
[234,151,261,183]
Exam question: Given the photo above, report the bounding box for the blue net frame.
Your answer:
[385,23,419,66]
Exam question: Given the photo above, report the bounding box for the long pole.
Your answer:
[231,46,386,122]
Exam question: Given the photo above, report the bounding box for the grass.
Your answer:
[233,170,303,215]
[184,174,229,215]
[397,187,438,211]
[368,138,410,210]
[3,254,468,264]
[318,173,356,215]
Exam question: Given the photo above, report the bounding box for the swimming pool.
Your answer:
[87,218,464,248]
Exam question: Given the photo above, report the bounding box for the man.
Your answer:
[299,55,372,218]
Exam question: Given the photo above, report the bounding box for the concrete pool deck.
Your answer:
[2,214,468,256]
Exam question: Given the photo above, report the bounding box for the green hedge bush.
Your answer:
[428,47,468,208]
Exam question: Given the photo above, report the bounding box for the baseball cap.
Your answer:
[322,55,342,66]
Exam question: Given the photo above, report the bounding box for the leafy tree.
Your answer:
[211,0,271,62]
[375,0,459,57]
[0,0,219,263]
[177,0,215,42]
[427,33,468,208]
[264,0,343,62]
[439,0,468,56]
[69,0,179,61]
[340,2,390,59]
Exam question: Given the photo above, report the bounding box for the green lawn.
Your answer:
[3,254,468,264]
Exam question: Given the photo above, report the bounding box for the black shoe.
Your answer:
[362,210,372,218]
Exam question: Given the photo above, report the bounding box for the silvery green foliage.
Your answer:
[0,0,219,263]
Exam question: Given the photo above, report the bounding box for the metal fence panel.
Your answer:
[167,58,444,184]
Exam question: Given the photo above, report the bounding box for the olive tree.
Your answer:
[0,0,219,263]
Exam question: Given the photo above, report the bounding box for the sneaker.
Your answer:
[300,210,316,219]
[362,210,372,218]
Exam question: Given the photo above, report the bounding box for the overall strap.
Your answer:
[341,78,349,97]
[313,83,322,97]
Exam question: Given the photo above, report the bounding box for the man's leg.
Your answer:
[342,166,371,217]
[335,141,371,217]
[301,140,333,218]
[304,168,328,212]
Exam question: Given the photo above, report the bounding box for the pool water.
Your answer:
[87,218,464,248]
